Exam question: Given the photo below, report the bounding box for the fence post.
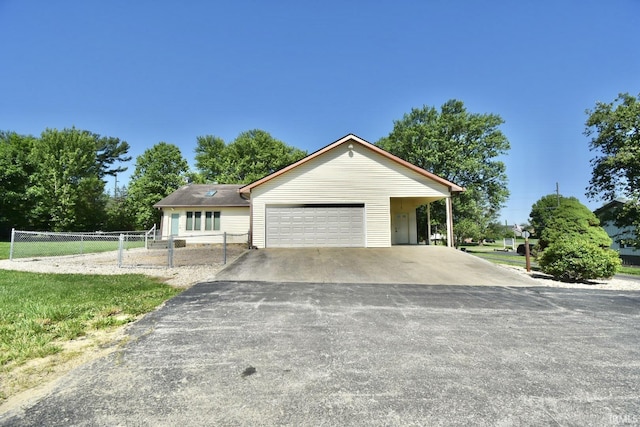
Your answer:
[168,235,174,268]
[9,228,15,261]
[223,232,227,264]
[117,234,124,268]
[145,224,156,249]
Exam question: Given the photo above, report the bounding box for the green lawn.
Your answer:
[0,269,182,397]
[461,241,640,276]
[8,239,145,259]
[0,242,9,260]
[620,265,640,276]
[462,243,539,269]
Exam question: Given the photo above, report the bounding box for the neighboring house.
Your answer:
[239,134,464,248]
[594,198,640,266]
[153,184,250,244]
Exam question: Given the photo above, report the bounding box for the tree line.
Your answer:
[0,128,306,237]
[0,128,130,236]
[1,95,637,250]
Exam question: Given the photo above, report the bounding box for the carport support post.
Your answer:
[446,197,454,248]
[426,203,432,245]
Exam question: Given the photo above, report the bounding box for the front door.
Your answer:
[395,213,409,244]
[170,213,179,236]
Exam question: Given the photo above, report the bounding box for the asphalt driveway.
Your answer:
[215,246,539,286]
[3,281,639,426]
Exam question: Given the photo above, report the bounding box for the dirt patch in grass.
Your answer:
[0,324,131,415]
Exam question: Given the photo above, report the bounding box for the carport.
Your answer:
[390,196,452,245]
[240,134,464,248]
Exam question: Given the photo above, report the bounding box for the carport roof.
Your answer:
[239,134,465,194]
[153,184,249,208]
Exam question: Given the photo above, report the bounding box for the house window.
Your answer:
[186,212,193,230]
[194,212,202,230]
[619,240,637,249]
[205,211,221,231]
[186,211,202,231]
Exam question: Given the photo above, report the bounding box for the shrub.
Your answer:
[536,197,612,253]
[538,239,621,282]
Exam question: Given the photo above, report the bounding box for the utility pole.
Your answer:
[114,175,118,199]
[556,182,560,207]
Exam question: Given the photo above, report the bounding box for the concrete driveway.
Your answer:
[2,282,639,426]
[215,246,539,286]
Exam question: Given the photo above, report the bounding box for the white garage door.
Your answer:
[266,204,365,247]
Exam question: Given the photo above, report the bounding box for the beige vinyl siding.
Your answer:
[251,145,450,248]
[160,207,249,243]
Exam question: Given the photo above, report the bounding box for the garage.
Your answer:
[266,204,365,247]
[240,134,464,248]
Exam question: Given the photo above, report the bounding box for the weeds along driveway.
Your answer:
[214,246,540,286]
[2,281,640,426]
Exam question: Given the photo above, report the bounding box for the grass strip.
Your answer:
[463,245,640,276]
[0,239,145,260]
[462,246,538,268]
[0,270,181,372]
[619,266,640,276]
[9,240,144,259]
[0,242,9,260]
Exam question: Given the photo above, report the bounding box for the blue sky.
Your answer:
[1,1,639,225]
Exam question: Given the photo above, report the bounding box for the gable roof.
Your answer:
[239,134,465,194]
[594,198,630,213]
[594,197,632,224]
[153,184,249,208]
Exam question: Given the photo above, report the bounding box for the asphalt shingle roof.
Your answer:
[153,184,249,208]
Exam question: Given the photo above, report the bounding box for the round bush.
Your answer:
[538,239,621,282]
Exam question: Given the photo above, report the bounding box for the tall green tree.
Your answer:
[377,100,510,244]
[0,131,37,236]
[194,135,226,182]
[585,92,640,241]
[126,142,189,229]
[92,133,131,178]
[195,130,307,184]
[28,128,108,231]
[104,189,136,231]
[0,127,130,233]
